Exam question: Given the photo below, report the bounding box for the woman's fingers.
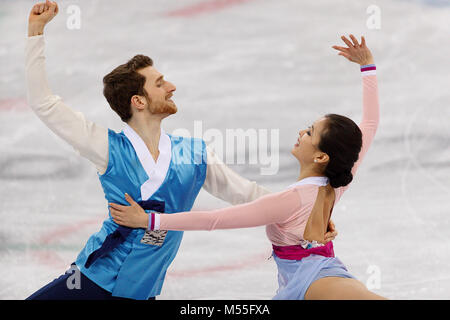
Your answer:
[341,35,354,48]
[361,36,366,47]
[109,206,120,216]
[324,231,338,242]
[109,202,125,211]
[325,230,336,238]
[112,217,124,225]
[337,34,372,65]
[110,208,127,225]
[332,45,349,53]
[124,193,138,207]
[349,34,360,47]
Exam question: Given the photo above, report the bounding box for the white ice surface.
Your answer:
[0,0,449,300]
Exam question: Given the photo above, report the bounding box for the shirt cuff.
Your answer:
[27,35,44,39]
[361,64,376,76]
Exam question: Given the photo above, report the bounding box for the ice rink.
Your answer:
[0,0,449,300]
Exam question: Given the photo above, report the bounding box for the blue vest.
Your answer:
[75,129,207,299]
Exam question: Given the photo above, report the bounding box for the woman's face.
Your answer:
[291,117,329,165]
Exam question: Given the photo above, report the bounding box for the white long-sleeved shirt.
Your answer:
[25,35,270,205]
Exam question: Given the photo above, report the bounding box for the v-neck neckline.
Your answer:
[123,124,172,200]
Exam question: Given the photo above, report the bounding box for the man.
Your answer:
[25,1,337,300]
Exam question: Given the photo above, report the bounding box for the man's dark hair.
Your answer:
[103,54,153,122]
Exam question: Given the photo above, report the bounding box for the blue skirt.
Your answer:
[272,253,355,300]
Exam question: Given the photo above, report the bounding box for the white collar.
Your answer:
[286,176,329,189]
[123,124,172,200]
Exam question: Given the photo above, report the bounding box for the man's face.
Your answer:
[138,66,177,116]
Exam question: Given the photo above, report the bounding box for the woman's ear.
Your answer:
[315,152,329,165]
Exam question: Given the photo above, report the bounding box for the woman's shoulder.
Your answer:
[288,184,322,205]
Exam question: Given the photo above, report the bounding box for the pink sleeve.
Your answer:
[335,71,380,200]
[156,188,302,231]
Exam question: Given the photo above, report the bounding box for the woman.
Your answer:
[110,35,385,300]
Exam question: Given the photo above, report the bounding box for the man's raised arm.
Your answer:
[26,1,109,174]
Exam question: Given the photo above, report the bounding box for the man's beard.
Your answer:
[149,99,177,115]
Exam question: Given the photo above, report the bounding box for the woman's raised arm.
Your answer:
[332,36,380,198]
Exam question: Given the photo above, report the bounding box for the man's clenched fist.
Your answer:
[28,0,59,36]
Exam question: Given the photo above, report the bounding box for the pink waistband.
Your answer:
[272,241,335,260]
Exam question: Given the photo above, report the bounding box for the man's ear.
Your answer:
[130,94,147,111]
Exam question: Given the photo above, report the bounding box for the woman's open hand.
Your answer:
[332,35,374,66]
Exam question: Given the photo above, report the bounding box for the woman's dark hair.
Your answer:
[318,114,363,188]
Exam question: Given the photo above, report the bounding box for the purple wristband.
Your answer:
[149,213,155,231]
[360,64,376,72]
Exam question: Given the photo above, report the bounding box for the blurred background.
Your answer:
[0,0,449,299]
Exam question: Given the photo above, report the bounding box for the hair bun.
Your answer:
[329,170,353,188]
